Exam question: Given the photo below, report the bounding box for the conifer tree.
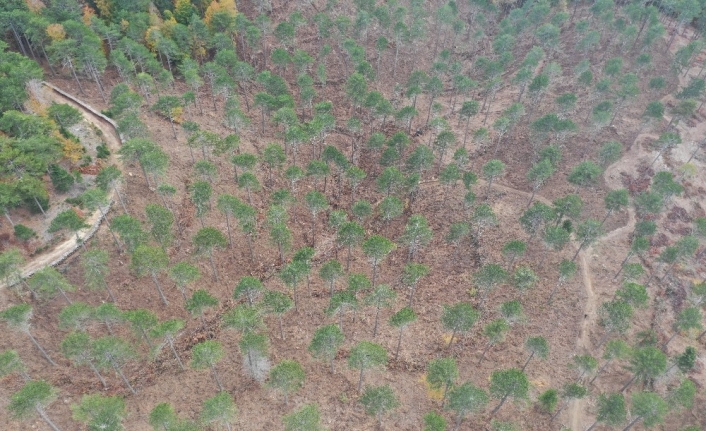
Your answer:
[200,391,237,431]
[92,336,137,394]
[441,302,480,347]
[389,307,417,360]
[348,341,387,392]
[8,381,64,431]
[360,384,400,427]
[309,324,345,373]
[71,394,126,431]
[268,360,305,405]
[131,245,170,305]
[1,304,56,366]
[191,340,225,391]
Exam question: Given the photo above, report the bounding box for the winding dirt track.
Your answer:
[567,38,706,431]
[0,83,123,289]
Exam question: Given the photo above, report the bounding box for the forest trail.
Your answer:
[567,27,706,430]
[0,83,123,289]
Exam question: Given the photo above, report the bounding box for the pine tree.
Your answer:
[359,385,400,427]
[234,276,264,306]
[200,391,237,431]
[169,262,201,300]
[585,393,626,431]
[365,284,396,337]
[446,381,489,431]
[263,290,294,339]
[151,319,186,370]
[427,357,458,405]
[92,336,137,394]
[268,360,305,405]
[60,332,106,387]
[282,404,326,431]
[361,235,396,287]
[131,245,170,305]
[190,340,225,391]
[8,381,64,431]
[479,319,510,365]
[82,249,116,302]
[348,341,387,392]
[489,368,529,415]
[1,304,56,366]
[0,349,29,381]
[123,309,158,348]
[309,324,345,373]
[26,267,75,304]
[193,227,228,280]
[441,303,480,347]
[71,394,126,431]
[522,336,549,372]
[389,307,417,360]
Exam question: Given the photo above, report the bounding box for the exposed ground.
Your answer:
[1,5,706,431]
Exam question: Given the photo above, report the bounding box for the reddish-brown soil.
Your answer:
[1,3,706,431]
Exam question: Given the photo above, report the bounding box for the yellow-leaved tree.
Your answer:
[204,0,238,32]
[82,5,96,26]
[46,23,66,41]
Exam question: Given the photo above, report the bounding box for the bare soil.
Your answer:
[1,3,705,431]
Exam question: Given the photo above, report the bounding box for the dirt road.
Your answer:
[0,83,123,289]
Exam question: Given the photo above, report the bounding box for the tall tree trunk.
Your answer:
[447,329,457,348]
[4,209,14,227]
[278,315,285,340]
[113,363,136,394]
[151,272,169,305]
[620,374,637,392]
[522,351,535,372]
[36,407,63,431]
[26,331,57,366]
[210,364,224,391]
[613,251,635,279]
[490,394,509,416]
[591,358,613,384]
[394,327,404,360]
[89,361,108,387]
[208,251,218,281]
[357,367,365,392]
[622,416,642,431]
[550,401,569,422]
[373,305,381,337]
[572,240,586,261]
[224,213,233,247]
[168,338,184,370]
[56,286,72,305]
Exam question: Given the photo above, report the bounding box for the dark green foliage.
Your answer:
[49,164,74,193]
[13,224,35,241]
